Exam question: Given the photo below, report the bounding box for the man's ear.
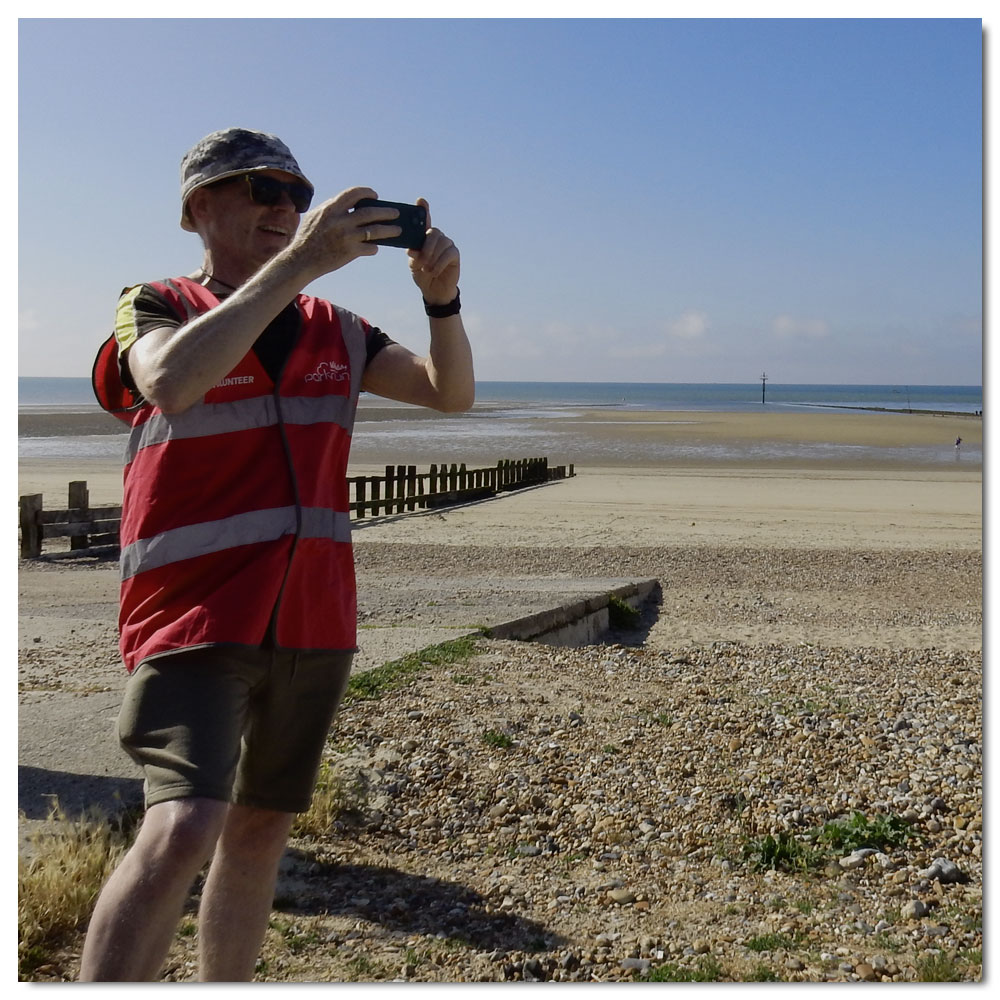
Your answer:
[185,188,211,231]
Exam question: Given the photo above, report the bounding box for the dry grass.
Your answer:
[290,760,367,839]
[18,802,135,979]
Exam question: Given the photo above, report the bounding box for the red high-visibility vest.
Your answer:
[94,276,368,672]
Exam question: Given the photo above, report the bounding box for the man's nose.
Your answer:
[271,191,298,212]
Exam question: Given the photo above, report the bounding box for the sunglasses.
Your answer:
[211,173,313,213]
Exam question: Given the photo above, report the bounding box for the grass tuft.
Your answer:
[809,810,915,854]
[607,595,641,630]
[18,802,135,978]
[642,956,724,982]
[292,761,368,838]
[344,636,480,703]
[741,831,823,873]
[482,729,514,749]
[737,810,916,875]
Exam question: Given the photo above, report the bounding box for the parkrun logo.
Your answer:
[305,361,349,383]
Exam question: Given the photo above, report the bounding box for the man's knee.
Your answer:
[137,798,229,871]
[218,805,295,862]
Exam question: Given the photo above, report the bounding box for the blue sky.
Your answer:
[18,17,983,384]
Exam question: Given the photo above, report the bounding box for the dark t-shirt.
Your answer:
[118,283,395,391]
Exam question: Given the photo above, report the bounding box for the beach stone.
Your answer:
[522,958,546,981]
[839,849,876,870]
[639,935,659,955]
[901,900,930,920]
[607,888,637,905]
[919,857,965,884]
[855,962,878,982]
[621,958,652,974]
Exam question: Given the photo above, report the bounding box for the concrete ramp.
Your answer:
[484,579,661,646]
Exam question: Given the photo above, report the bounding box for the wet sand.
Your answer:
[17,406,982,505]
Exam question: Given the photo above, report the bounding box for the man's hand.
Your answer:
[288,187,403,281]
[407,199,460,305]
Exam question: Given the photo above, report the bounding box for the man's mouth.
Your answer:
[260,225,288,236]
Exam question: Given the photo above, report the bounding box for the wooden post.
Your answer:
[395,465,406,513]
[406,466,417,512]
[68,480,90,551]
[371,477,381,517]
[19,494,43,559]
[384,465,394,516]
[355,478,367,519]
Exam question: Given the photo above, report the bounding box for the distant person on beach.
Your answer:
[83,127,473,981]
[955,437,962,449]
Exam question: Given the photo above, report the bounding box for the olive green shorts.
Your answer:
[117,645,353,813]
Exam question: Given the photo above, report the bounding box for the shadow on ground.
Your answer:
[18,766,143,821]
[276,852,565,954]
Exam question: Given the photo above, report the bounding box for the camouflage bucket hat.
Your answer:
[179,127,313,231]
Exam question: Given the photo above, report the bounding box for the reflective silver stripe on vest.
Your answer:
[341,310,369,405]
[126,394,355,464]
[121,505,352,580]
[278,394,355,428]
[300,507,353,543]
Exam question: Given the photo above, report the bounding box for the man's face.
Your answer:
[189,169,303,274]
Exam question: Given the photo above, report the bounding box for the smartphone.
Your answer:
[354,198,427,250]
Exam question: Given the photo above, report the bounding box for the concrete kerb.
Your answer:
[483,579,662,646]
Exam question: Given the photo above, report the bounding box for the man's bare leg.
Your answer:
[197,804,295,982]
[79,798,228,981]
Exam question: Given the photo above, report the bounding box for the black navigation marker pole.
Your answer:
[761,372,768,405]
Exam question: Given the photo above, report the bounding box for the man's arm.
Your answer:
[361,199,474,413]
[361,314,474,412]
[128,187,399,413]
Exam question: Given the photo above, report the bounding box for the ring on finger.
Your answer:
[364,229,372,242]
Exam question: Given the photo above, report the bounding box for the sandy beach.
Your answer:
[17,405,982,982]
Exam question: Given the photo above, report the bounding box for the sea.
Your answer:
[17,377,983,465]
[17,377,983,415]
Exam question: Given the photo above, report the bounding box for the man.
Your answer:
[82,127,474,981]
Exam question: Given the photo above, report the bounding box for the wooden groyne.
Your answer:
[18,458,575,559]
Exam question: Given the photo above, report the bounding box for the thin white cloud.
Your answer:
[18,310,40,333]
[667,310,710,340]
[772,314,830,341]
